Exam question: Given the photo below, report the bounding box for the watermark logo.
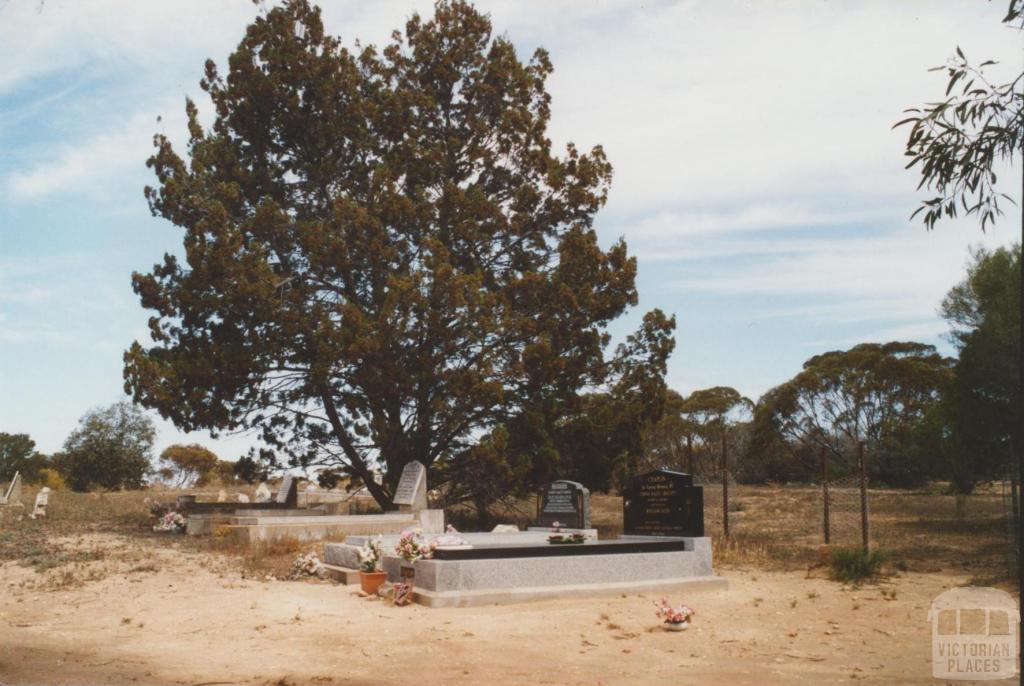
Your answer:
[929,587,1019,681]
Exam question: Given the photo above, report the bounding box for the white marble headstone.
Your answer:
[30,487,50,519]
[2,471,22,505]
[255,483,272,503]
[392,461,427,511]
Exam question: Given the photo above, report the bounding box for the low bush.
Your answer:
[829,546,888,582]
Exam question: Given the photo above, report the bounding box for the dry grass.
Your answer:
[1,482,1014,587]
[491,484,1014,584]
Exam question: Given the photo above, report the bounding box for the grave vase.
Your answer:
[663,621,689,632]
[359,570,388,595]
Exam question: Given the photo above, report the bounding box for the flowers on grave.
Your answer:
[432,524,471,549]
[394,528,437,562]
[393,580,414,606]
[291,551,324,579]
[152,511,186,533]
[357,536,384,572]
[654,598,695,627]
[547,531,586,544]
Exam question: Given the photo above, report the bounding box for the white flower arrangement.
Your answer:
[357,536,384,572]
[291,551,324,579]
[153,511,186,533]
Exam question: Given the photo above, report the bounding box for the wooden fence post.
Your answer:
[821,446,830,545]
[722,423,730,538]
[858,441,869,551]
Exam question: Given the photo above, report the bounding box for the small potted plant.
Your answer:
[654,598,695,631]
[357,536,387,595]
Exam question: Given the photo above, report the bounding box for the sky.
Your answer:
[0,0,1020,461]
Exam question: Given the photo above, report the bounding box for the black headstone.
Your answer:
[536,480,590,529]
[623,469,703,537]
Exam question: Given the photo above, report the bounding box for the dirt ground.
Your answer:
[0,532,1012,686]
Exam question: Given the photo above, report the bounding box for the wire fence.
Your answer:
[693,444,1018,580]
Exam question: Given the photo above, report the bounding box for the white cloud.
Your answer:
[0,1,257,95]
[807,320,952,351]
[5,114,153,199]
[627,203,899,239]
[669,230,1010,298]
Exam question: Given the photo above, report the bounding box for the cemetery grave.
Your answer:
[0,472,25,523]
[324,468,725,607]
[183,464,444,542]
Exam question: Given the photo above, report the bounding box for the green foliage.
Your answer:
[752,342,954,486]
[158,444,219,487]
[642,390,697,472]
[643,386,752,478]
[829,546,888,583]
[895,1,1022,231]
[123,0,674,509]
[0,432,48,482]
[212,460,238,485]
[36,468,66,490]
[233,454,269,485]
[54,402,155,492]
[940,245,1021,492]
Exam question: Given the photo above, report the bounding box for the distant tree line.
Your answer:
[0,401,257,492]
[641,245,1020,495]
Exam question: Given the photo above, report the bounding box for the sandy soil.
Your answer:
[1,533,1009,686]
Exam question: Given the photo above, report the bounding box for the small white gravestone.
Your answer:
[392,461,427,512]
[237,493,250,503]
[2,471,22,506]
[217,489,227,503]
[255,483,272,503]
[491,524,519,533]
[30,487,50,519]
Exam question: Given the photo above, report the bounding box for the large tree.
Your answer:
[0,433,48,483]
[158,443,220,488]
[54,402,155,492]
[941,245,1021,493]
[753,342,954,486]
[124,1,674,509]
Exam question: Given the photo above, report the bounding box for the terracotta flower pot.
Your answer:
[359,570,388,595]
